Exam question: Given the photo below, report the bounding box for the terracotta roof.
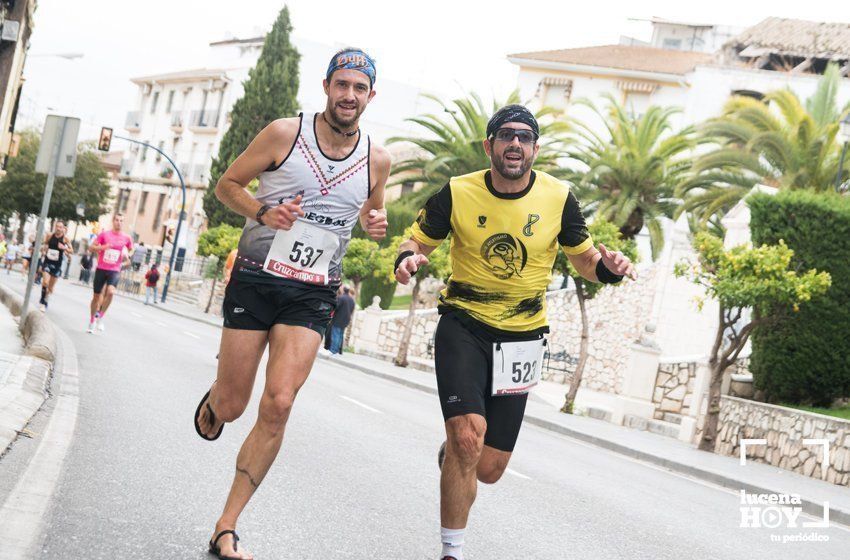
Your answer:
[508,45,714,76]
[728,17,850,59]
[96,150,123,170]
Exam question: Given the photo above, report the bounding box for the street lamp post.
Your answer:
[834,114,850,192]
[113,135,186,303]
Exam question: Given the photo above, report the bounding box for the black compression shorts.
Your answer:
[222,275,336,337]
[93,269,120,293]
[434,310,541,452]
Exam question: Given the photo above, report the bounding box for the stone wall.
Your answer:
[652,360,697,419]
[546,267,658,394]
[716,396,850,486]
[349,266,658,397]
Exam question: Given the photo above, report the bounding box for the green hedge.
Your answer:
[352,200,418,248]
[748,190,850,406]
[359,274,395,310]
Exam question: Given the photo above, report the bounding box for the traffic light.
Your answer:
[98,127,113,152]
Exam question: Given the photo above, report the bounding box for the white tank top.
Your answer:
[236,113,371,284]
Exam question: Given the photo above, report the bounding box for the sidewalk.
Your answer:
[320,351,850,526]
[0,288,53,457]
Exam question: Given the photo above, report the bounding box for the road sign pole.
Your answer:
[20,119,67,326]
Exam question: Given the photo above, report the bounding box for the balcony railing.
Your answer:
[189,109,219,129]
[170,111,184,129]
[125,111,141,130]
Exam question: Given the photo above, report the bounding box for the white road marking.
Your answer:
[506,467,531,480]
[339,395,383,414]
[155,321,169,328]
[0,329,80,558]
[130,312,143,318]
[183,331,200,339]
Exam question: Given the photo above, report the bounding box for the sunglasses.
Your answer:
[491,128,539,145]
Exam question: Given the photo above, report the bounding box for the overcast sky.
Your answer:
[17,0,850,141]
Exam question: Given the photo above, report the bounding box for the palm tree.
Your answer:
[387,91,570,210]
[566,94,695,260]
[678,63,850,227]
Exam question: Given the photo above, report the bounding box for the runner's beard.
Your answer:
[328,101,363,129]
[492,149,532,180]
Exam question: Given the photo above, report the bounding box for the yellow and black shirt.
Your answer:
[411,169,592,334]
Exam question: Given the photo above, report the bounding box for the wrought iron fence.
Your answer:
[113,252,215,298]
[541,345,578,384]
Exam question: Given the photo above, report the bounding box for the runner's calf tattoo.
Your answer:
[236,465,261,489]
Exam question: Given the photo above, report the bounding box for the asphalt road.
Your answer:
[0,273,847,559]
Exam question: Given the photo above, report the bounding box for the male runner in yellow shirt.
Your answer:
[394,104,636,560]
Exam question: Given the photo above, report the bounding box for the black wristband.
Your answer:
[596,258,624,284]
[394,250,415,274]
[256,204,271,225]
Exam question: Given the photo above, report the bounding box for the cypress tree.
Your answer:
[203,6,300,227]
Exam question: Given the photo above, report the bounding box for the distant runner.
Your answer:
[39,221,72,310]
[87,213,133,333]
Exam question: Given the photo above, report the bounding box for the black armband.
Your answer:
[394,250,415,274]
[596,259,623,284]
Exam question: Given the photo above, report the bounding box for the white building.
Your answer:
[621,17,742,53]
[508,16,850,371]
[511,17,850,136]
[113,34,438,257]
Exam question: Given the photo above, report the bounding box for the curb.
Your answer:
[319,353,850,527]
[0,283,58,457]
[0,283,22,317]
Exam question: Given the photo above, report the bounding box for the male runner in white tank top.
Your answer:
[195,48,389,560]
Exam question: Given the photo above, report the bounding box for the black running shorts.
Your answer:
[93,269,121,293]
[222,275,336,337]
[42,261,63,278]
[434,310,541,452]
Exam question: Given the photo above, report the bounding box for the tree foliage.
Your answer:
[0,130,111,228]
[342,237,380,294]
[553,219,637,299]
[566,94,694,259]
[678,63,850,227]
[675,233,830,315]
[675,232,831,450]
[203,6,300,227]
[197,224,241,263]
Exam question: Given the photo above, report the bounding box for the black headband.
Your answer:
[486,104,539,138]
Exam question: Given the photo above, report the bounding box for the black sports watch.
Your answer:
[256,204,271,225]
